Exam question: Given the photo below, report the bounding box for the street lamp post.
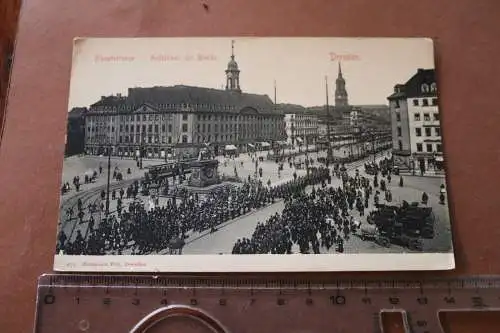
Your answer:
[139,132,146,169]
[105,142,112,218]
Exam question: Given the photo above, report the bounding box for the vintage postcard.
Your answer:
[55,37,455,271]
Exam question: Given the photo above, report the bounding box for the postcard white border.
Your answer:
[56,37,455,273]
[54,253,455,272]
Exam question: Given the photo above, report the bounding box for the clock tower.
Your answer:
[225,40,241,92]
[334,61,348,107]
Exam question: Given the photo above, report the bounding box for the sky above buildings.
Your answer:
[68,37,435,109]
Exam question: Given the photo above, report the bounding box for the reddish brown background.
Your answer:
[1,0,500,332]
[0,0,20,125]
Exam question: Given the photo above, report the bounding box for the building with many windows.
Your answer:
[83,42,285,158]
[282,104,318,147]
[387,68,443,174]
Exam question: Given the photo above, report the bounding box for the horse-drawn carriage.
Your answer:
[359,201,435,251]
[364,162,378,175]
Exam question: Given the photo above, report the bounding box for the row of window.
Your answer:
[105,135,190,144]
[416,127,440,137]
[197,123,279,133]
[414,112,439,121]
[89,113,277,123]
[413,98,438,107]
[291,122,317,127]
[98,103,239,112]
[396,126,441,137]
[89,124,175,134]
[393,95,438,109]
[421,82,438,93]
[117,135,174,144]
[88,126,115,132]
[112,132,275,145]
[89,121,282,136]
[396,141,442,153]
[395,112,439,122]
[416,142,442,153]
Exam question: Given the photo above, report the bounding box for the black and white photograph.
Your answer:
[55,37,455,271]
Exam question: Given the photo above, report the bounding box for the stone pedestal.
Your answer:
[189,159,220,187]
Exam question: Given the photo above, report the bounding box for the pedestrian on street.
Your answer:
[78,210,84,224]
[421,192,429,205]
[374,191,380,207]
[399,176,404,187]
[439,192,446,205]
[89,215,95,231]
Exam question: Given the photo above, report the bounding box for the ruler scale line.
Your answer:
[35,274,500,332]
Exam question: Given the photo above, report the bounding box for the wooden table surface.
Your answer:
[0,1,500,332]
[0,0,20,130]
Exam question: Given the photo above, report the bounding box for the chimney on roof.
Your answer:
[117,93,122,97]
[417,68,424,73]
[101,96,106,100]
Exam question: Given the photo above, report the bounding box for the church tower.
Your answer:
[335,61,348,107]
[225,40,241,92]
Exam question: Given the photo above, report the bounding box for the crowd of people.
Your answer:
[231,164,401,255]
[58,148,445,256]
[56,167,331,255]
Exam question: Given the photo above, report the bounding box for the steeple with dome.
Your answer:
[335,61,348,107]
[225,40,241,93]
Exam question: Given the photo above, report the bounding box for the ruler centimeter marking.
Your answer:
[35,274,500,333]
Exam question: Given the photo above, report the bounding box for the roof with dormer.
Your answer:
[387,68,437,100]
[89,85,281,115]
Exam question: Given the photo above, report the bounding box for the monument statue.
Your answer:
[189,142,220,187]
[197,142,213,161]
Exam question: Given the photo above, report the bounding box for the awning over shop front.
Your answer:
[260,142,271,147]
[435,156,444,162]
[225,144,237,150]
[295,137,303,143]
[247,143,255,148]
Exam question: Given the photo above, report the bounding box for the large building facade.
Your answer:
[388,68,443,174]
[83,43,285,158]
[282,105,318,147]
